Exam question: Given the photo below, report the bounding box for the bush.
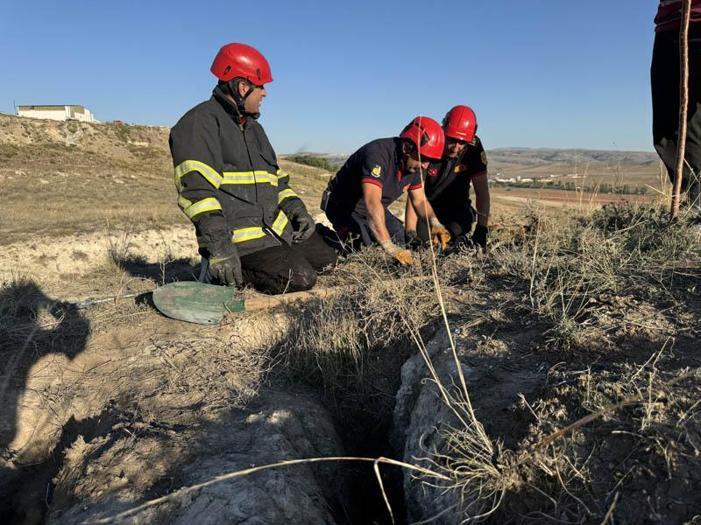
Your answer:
[286,155,334,172]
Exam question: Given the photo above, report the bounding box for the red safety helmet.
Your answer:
[442,105,477,143]
[210,43,273,85]
[399,116,445,160]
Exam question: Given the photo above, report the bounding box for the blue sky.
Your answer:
[1,1,659,153]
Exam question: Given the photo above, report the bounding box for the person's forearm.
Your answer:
[367,201,391,242]
[472,174,491,227]
[413,197,436,223]
[405,200,418,231]
[475,190,490,226]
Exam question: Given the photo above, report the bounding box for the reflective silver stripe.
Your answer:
[271,210,289,236]
[232,226,267,244]
[174,160,223,189]
[182,197,222,219]
[278,188,298,204]
[221,171,278,187]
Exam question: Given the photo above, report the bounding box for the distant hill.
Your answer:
[488,148,658,167]
[286,148,660,170]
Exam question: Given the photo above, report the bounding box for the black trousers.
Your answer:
[325,203,405,250]
[239,231,337,295]
[651,25,701,208]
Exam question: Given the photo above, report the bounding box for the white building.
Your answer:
[16,104,98,123]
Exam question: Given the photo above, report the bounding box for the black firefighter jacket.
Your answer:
[169,88,302,257]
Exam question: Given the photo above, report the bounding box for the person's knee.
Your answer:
[289,263,317,291]
[316,244,338,268]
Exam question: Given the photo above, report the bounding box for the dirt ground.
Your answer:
[1,115,699,524]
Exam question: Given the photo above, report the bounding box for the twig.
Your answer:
[373,458,395,524]
[88,456,449,524]
[671,0,692,221]
[599,491,619,525]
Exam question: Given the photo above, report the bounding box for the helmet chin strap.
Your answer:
[225,78,260,119]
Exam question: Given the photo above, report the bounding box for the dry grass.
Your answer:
[421,202,701,522]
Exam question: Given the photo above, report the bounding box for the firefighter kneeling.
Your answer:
[169,43,337,294]
[322,117,451,265]
[405,105,491,252]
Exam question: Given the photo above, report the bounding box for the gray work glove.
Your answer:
[207,240,243,286]
[286,202,315,242]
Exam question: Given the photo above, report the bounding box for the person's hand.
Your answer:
[471,224,489,252]
[430,224,451,250]
[393,249,414,266]
[454,234,475,251]
[380,239,414,265]
[405,229,422,250]
[207,242,243,286]
[288,205,315,242]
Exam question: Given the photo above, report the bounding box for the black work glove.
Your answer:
[286,203,315,243]
[405,230,423,250]
[453,233,475,251]
[207,240,243,286]
[471,224,489,251]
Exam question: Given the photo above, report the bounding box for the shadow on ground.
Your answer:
[112,255,201,284]
[0,279,91,523]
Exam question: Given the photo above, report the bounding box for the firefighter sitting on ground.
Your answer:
[169,43,337,294]
[405,105,491,251]
[322,117,452,265]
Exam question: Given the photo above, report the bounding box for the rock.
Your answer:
[392,330,545,523]
[392,331,468,523]
[48,390,349,524]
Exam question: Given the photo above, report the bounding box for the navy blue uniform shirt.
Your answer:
[326,138,423,218]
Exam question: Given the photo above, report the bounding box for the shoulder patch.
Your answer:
[371,165,382,178]
[480,151,488,165]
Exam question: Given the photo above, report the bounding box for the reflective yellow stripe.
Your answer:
[278,188,298,204]
[174,160,223,189]
[182,197,222,219]
[276,168,290,182]
[271,210,289,236]
[178,196,192,209]
[232,226,267,244]
[221,171,278,187]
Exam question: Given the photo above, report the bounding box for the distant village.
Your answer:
[492,172,649,195]
[15,104,99,123]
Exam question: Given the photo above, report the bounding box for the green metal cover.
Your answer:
[152,282,245,325]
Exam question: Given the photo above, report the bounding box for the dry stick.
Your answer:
[90,456,448,524]
[671,0,692,221]
[373,459,395,524]
[599,491,620,525]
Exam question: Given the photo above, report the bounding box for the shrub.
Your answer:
[286,155,334,172]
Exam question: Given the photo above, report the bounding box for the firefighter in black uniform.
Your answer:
[322,117,451,265]
[169,43,336,294]
[405,105,491,251]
